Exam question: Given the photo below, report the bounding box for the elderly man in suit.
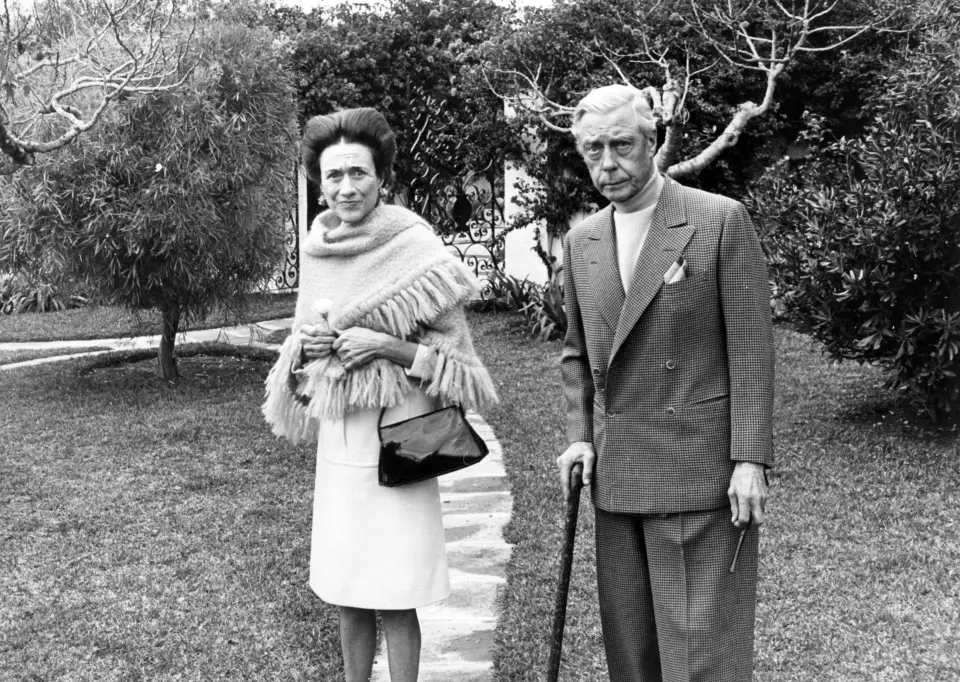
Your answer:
[556,84,775,682]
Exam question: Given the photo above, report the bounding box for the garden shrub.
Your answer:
[0,273,88,315]
[471,271,567,341]
[750,6,960,421]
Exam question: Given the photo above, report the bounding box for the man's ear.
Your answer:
[647,132,658,156]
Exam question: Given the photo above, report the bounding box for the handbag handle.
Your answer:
[377,403,464,432]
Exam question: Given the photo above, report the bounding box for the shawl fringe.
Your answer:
[346,257,479,334]
[263,335,317,444]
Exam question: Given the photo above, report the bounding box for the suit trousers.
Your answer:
[595,506,759,682]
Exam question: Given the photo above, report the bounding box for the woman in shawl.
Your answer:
[263,107,498,682]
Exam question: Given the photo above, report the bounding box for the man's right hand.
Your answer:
[556,441,596,502]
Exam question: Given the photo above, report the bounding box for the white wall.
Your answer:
[501,99,567,286]
[503,161,569,285]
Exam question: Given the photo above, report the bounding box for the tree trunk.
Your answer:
[158,307,181,382]
[655,124,685,174]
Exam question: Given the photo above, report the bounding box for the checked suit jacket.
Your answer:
[561,176,775,515]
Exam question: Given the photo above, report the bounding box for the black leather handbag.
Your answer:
[377,405,489,487]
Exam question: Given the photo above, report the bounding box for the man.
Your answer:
[556,84,774,682]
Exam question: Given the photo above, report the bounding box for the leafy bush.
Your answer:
[750,5,960,421]
[470,270,535,312]
[471,271,567,341]
[0,274,88,315]
[518,276,565,342]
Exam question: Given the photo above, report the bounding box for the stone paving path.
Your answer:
[373,413,511,682]
[0,318,513,681]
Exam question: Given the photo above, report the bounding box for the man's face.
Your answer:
[577,105,657,212]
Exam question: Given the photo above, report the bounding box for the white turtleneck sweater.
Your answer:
[613,173,665,295]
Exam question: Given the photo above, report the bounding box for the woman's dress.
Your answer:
[308,380,450,609]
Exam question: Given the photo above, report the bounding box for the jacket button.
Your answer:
[606,410,616,418]
[665,360,676,370]
[665,406,676,417]
[592,368,601,375]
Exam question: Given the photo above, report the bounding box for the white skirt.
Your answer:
[308,387,450,609]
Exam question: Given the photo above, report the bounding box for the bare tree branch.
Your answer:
[0,0,198,173]
[666,61,779,177]
[485,64,576,132]
[484,0,893,181]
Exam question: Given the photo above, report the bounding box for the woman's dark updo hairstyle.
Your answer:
[301,107,397,187]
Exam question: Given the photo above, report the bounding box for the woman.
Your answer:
[263,107,498,682]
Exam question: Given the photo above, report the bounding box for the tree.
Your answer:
[481,0,905,272]
[0,21,298,380]
[749,0,960,421]
[0,0,197,175]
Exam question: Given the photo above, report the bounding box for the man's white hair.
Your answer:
[570,84,657,144]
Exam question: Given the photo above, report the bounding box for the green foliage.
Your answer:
[750,5,960,421]
[473,271,567,341]
[0,273,87,315]
[0,22,298,344]
[521,276,567,341]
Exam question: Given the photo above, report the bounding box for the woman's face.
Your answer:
[318,142,382,224]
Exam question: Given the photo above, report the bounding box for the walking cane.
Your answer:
[546,461,584,682]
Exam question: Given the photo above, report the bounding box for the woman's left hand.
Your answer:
[332,327,391,371]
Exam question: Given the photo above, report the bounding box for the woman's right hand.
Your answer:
[299,324,338,361]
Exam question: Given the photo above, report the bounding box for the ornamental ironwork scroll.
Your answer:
[272,199,300,291]
[404,93,504,299]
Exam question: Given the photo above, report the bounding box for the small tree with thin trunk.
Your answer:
[0,21,298,380]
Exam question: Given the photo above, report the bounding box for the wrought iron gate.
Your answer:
[271,200,300,291]
[405,93,504,299]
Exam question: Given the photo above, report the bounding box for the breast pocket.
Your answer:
[649,270,719,344]
[661,269,706,293]
[657,271,712,311]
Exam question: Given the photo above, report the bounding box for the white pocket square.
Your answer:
[664,257,687,284]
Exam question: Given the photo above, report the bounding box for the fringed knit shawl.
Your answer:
[263,203,498,444]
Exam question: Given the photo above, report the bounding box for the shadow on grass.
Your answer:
[75,341,278,379]
[836,390,958,444]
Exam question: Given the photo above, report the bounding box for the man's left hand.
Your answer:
[728,462,768,528]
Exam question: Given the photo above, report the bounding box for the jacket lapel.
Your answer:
[609,178,695,365]
[583,206,624,332]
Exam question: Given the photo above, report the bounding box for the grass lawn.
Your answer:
[0,291,297,344]
[0,352,340,681]
[468,312,960,682]
[2,309,957,681]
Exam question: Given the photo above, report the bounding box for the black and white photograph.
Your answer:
[1,0,957,680]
